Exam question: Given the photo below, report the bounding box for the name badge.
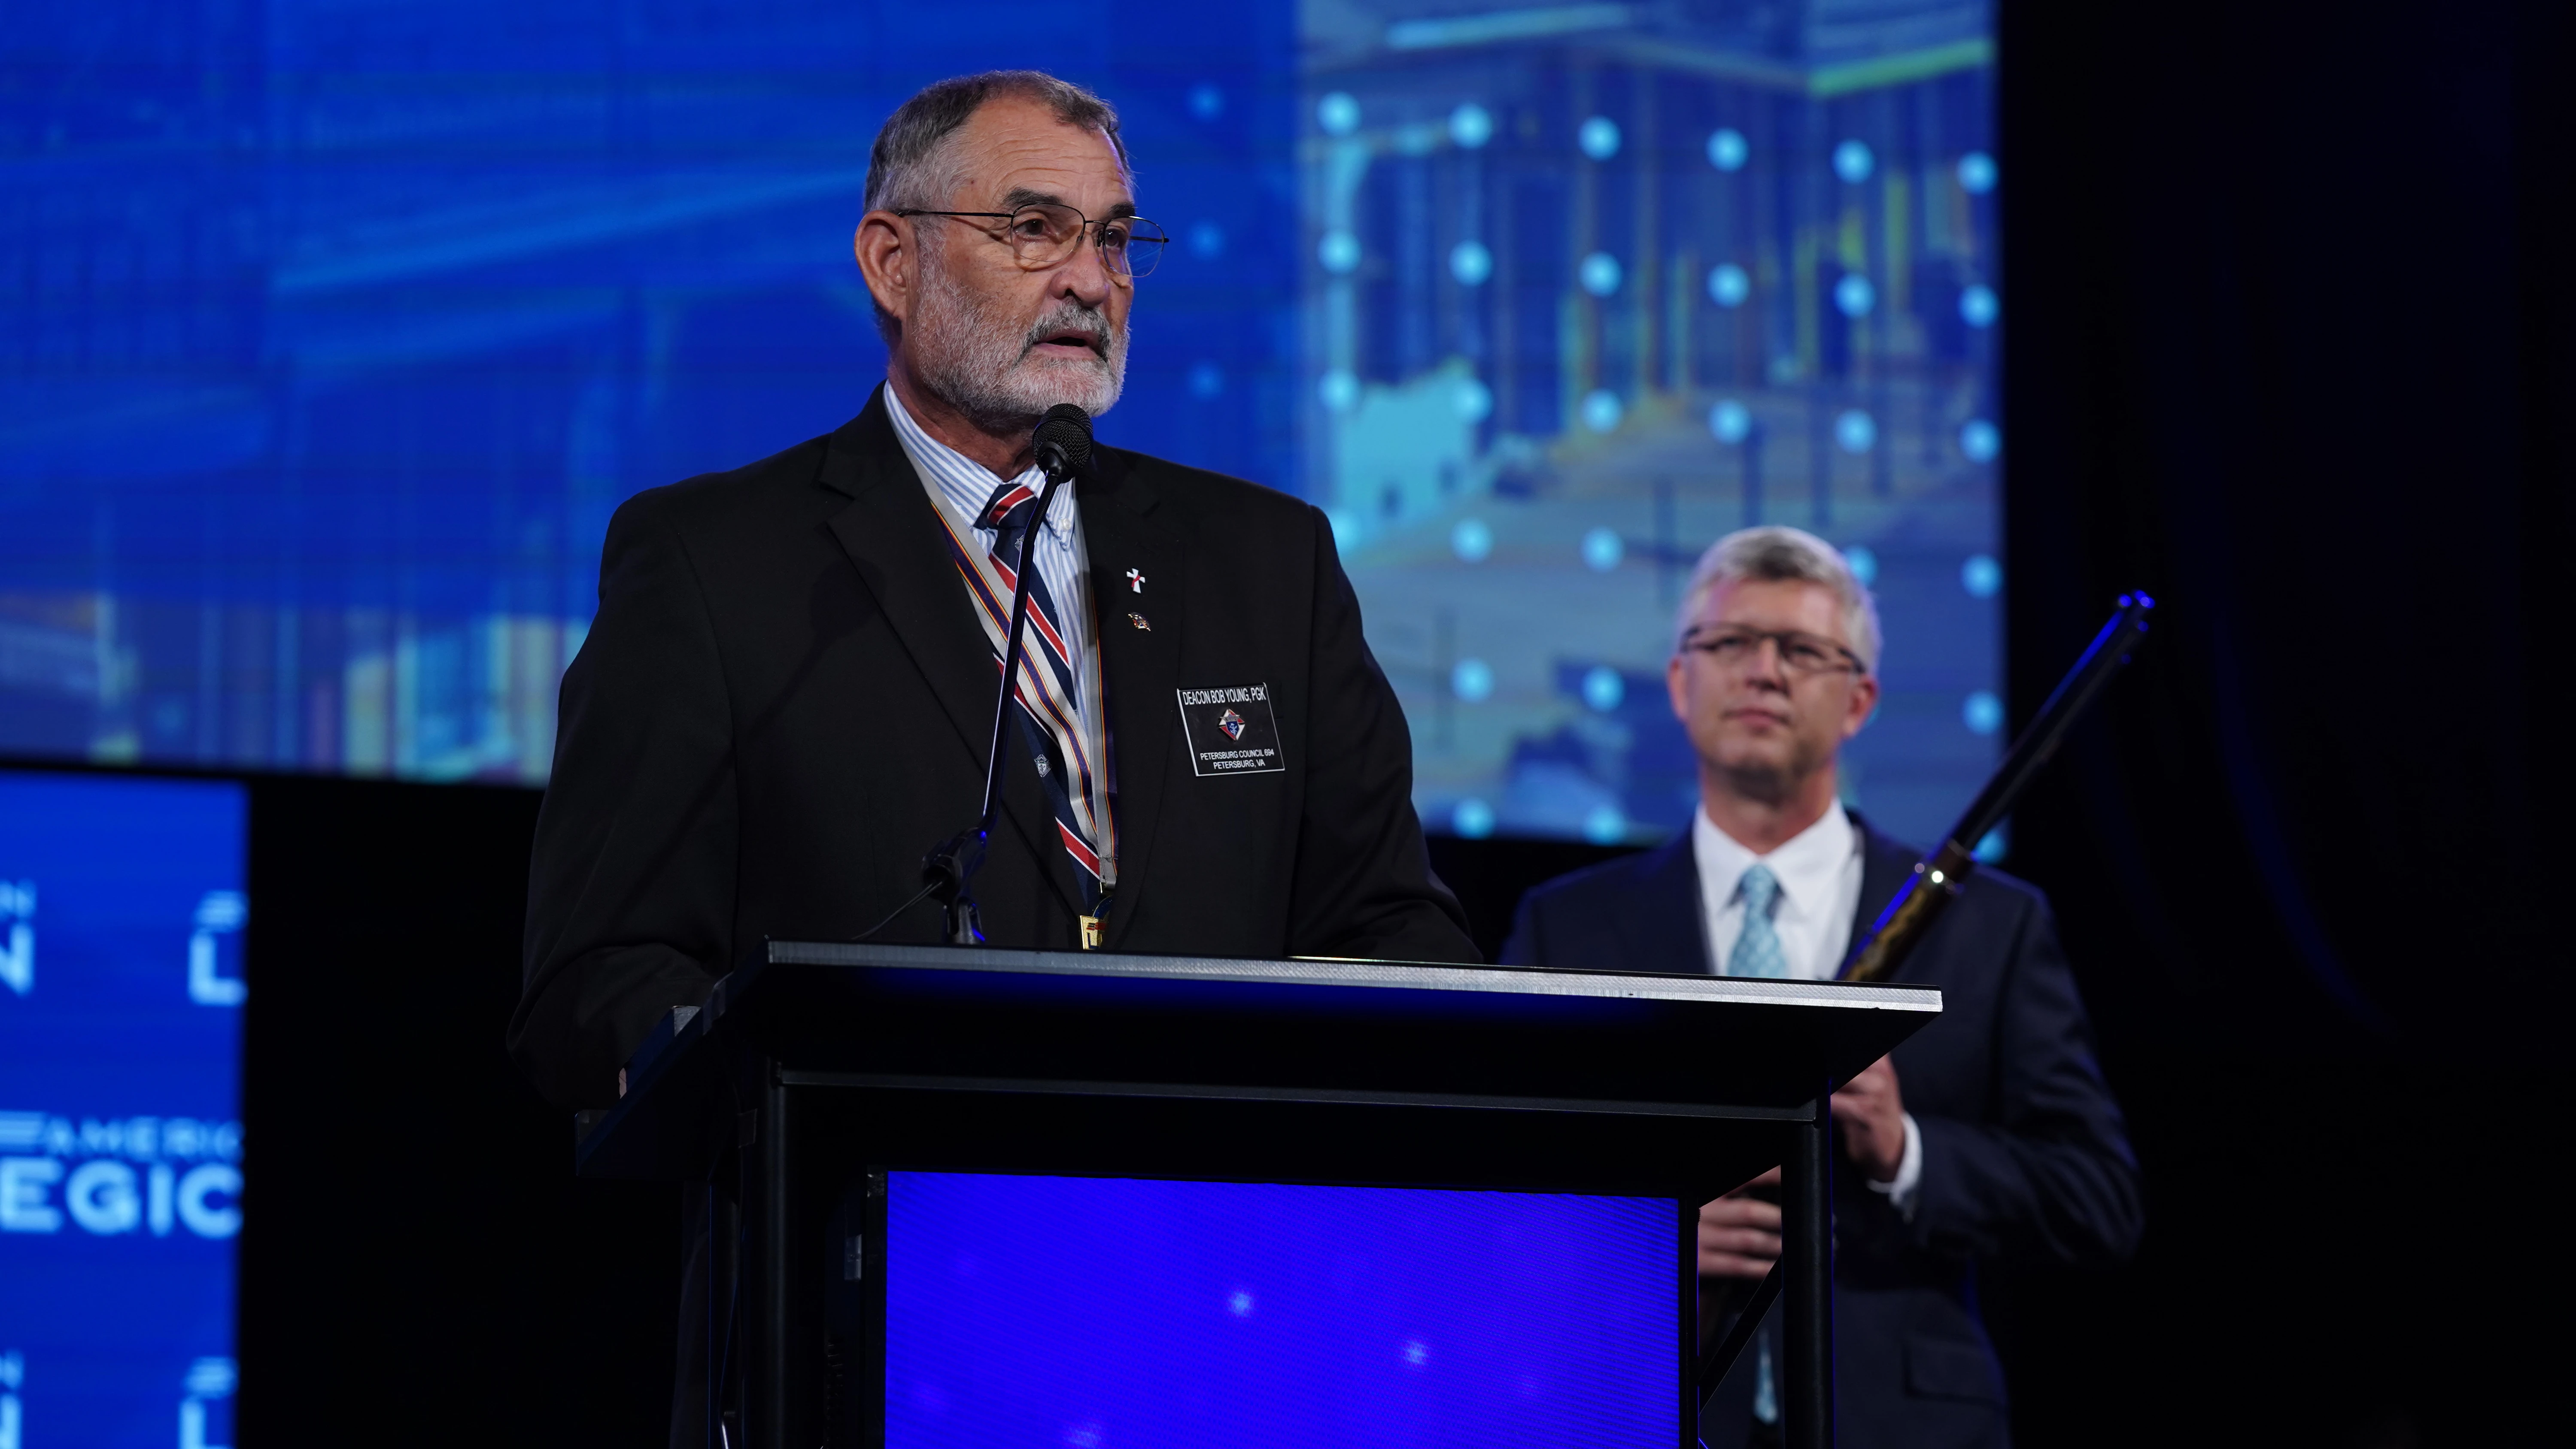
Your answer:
[1175,684,1286,776]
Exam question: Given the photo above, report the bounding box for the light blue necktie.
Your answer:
[1726,864,1788,978]
[1732,866,1788,1436]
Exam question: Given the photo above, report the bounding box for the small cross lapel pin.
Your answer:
[1124,568,1146,594]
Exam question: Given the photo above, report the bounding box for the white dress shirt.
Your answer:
[884,384,1114,883]
[1693,801,1922,1209]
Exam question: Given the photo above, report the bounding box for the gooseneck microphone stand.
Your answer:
[1836,591,2156,982]
[920,403,1096,944]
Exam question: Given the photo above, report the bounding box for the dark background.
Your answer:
[97,0,2575,1443]
[1987,0,2568,1443]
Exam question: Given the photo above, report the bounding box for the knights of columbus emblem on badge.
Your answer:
[1218,708,1247,741]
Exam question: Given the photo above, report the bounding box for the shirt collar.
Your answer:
[881,381,1075,540]
[1693,800,1857,919]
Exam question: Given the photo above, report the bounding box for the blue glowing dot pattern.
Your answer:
[1961,554,2003,599]
[1960,284,2000,327]
[1318,91,1361,136]
[1449,239,1494,286]
[1581,527,1625,573]
[1581,666,1626,712]
[1451,798,1498,838]
[881,1172,1674,1448]
[1583,804,1629,844]
[1709,399,1753,444]
[1451,658,1495,703]
[1962,690,2005,736]
[0,0,2000,851]
[1449,103,1495,149]
[1960,418,2002,462]
[1318,230,1362,274]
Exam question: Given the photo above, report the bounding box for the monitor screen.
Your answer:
[881,1171,1677,1447]
[5,0,2002,858]
[0,769,247,1448]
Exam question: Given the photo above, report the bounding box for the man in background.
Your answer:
[1503,527,2141,1449]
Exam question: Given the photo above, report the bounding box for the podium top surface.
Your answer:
[768,939,1941,1011]
[576,940,1940,1182]
[740,945,1939,1085]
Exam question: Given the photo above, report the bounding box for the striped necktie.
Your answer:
[943,480,1115,915]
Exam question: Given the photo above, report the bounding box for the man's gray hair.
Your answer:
[865,70,1130,215]
[1674,526,1883,673]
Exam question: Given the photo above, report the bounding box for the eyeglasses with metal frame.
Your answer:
[1679,625,1868,678]
[895,203,1170,279]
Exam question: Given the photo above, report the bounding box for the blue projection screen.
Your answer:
[882,1172,1677,1448]
[3,0,1997,850]
[0,770,247,1449]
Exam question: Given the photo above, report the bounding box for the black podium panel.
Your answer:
[581,943,1938,1185]
[574,943,1941,1449]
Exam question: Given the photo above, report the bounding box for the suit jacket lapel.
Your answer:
[1613,832,1710,973]
[1077,449,1184,948]
[817,385,1082,918]
[1847,812,1924,979]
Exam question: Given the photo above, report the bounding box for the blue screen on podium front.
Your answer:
[0,770,248,1449]
[883,1171,1675,1447]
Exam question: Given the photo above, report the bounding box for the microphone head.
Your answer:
[1031,404,1094,482]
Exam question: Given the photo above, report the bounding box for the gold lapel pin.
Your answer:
[1127,612,1151,631]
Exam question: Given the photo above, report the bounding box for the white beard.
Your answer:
[909,260,1127,438]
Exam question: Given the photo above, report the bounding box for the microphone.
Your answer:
[920,404,1096,944]
[1031,403,1092,485]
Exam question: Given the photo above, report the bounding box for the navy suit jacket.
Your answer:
[1501,818,2141,1449]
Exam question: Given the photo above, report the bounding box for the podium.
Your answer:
[574,941,1939,1448]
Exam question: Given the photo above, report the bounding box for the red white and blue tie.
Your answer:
[935,479,1116,915]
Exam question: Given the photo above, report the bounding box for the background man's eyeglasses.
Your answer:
[1679,626,1867,677]
[897,203,1170,279]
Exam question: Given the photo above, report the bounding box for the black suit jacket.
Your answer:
[1501,819,2141,1449]
[512,386,1475,1109]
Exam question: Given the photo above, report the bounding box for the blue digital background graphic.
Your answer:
[0,770,246,1449]
[1305,3,2001,848]
[884,1172,1676,1447]
[2,0,1995,850]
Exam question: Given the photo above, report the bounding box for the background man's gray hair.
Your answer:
[1673,525,1884,673]
[866,70,1130,215]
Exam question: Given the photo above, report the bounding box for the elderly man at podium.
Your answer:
[511,70,1475,1443]
[1502,527,2141,1449]
[513,68,1473,1117]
